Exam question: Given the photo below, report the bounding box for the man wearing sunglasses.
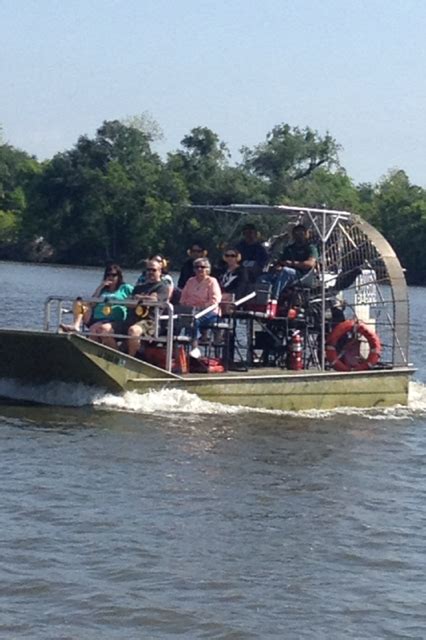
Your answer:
[126,260,171,358]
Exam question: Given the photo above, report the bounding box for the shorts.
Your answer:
[88,317,125,334]
[126,317,156,337]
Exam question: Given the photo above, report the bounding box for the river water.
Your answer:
[1,261,426,639]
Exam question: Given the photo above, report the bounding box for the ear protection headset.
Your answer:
[223,250,242,262]
[148,255,169,272]
[135,304,149,318]
[242,225,260,240]
[187,247,207,257]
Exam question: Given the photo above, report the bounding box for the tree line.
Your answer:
[1,118,425,284]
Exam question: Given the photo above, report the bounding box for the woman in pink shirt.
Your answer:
[180,257,222,349]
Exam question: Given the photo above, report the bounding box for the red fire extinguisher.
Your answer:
[288,331,303,370]
[266,298,278,319]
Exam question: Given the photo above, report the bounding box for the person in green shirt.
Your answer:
[61,264,133,349]
[87,264,133,348]
[269,224,318,300]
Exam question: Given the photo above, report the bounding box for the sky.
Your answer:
[1,0,426,186]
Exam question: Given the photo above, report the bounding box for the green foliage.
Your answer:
[26,120,180,264]
[286,168,361,211]
[1,117,426,284]
[164,127,270,263]
[0,209,19,245]
[0,143,39,212]
[241,124,340,201]
[369,170,426,284]
[0,142,40,255]
[121,112,164,142]
[167,127,230,205]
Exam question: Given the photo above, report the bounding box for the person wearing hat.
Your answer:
[270,224,318,299]
[177,242,208,290]
[235,223,269,283]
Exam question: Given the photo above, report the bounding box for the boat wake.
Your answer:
[0,377,242,414]
[94,388,243,415]
[1,377,426,420]
[406,379,426,412]
[0,378,104,407]
[94,380,426,420]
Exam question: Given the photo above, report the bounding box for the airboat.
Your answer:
[0,205,413,411]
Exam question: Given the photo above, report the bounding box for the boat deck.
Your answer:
[128,365,409,382]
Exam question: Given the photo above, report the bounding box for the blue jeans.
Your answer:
[261,268,300,300]
[193,311,220,338]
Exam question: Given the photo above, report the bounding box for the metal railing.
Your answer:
[45,296,175,372]
[44,295,253,374]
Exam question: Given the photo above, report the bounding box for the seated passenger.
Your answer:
[265,224,318,301]
[136,254,174,300]
[177,242,207,290]
[217,248,249,300]
[235,223,269,283]
[126,259,171,358]
[180,258,221,353]
[61,264,133,349]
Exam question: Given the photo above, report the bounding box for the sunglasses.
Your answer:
[106,272,119,277]
[195,265,208,270]
[224,253,237,258]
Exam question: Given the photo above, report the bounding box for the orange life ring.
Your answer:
[325,319,381,372]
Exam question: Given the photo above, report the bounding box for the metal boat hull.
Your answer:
[0,329,411,411]
[0,329,178,393]
[127,369,410,411]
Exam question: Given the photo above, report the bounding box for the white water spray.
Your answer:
[1,377,426,420]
